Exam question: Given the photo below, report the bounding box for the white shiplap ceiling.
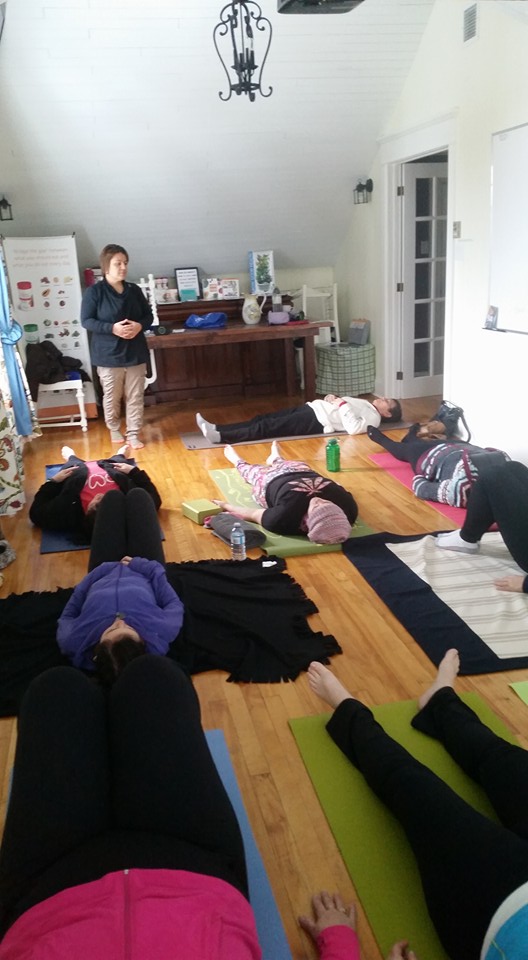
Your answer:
[0,0,435,277]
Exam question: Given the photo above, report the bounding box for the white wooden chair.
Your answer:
[38,379,88,432]
[291,283,340,388]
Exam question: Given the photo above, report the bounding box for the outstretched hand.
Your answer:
[387,940,418,960]
[495,575,526,593]
[298,890,356,941]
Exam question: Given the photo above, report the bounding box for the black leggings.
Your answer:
[88,487,165,570]
[0,658,248,934]
[367,425,440,471]
[461,461,528,571]
[327,688,528,960]
[219,404,321,443]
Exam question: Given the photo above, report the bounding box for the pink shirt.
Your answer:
[79,460,119,513]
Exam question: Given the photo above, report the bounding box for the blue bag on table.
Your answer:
[184,313,227,329]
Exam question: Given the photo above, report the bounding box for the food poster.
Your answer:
[2,236,96,415]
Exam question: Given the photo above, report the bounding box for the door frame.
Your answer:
[378,114,456,400]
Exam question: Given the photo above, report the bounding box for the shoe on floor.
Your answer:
[61,445,75,461]
[110,430,124,443]
[128,436,145,450]
[436,530,479,553]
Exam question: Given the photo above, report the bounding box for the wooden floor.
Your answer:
[2,393,528,960]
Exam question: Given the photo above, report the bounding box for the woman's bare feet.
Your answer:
[224,444,243,466]
[266,440,282,465]
[307,661,353,710]
[418,649,460,711]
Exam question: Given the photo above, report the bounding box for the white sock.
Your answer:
[196,413,220,443]
[61,445,75,461]
[436,529,479,553]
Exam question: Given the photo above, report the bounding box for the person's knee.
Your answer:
[21,666,94,715]
[112,655,194,700]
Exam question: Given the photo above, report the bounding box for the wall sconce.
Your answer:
[0,196,13,221]
[213,1,273,102]
[353,179,373,205]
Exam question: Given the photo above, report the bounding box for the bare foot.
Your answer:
[224,444,242,466]
[266,440,281,465]
[307,661,353,710]
[418,649,460,710]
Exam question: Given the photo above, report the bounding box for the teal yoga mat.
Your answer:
[210,468,374,558]
[289,693,518,960]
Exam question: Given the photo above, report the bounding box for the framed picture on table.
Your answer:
[174,267,200,301]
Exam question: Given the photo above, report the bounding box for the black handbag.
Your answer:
[432,400,471,442]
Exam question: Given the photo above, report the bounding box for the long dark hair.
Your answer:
[92,637,146,686]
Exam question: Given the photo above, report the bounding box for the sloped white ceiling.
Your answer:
[0,0,434,277]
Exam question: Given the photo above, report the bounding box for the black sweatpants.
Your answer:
[327,688,528,960]
[0,657,248,934]
[88,487,165,570]
[219,404,322,443]
[461,460,528,571]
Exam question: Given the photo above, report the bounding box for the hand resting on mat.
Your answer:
[299,891,418,960]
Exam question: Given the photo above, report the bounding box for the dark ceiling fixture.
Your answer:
[0,196,13,221]
[278,0,364,11]
[353,179,373,205]
[213,1,273,102]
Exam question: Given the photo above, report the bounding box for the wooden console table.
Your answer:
[145,301,330,402]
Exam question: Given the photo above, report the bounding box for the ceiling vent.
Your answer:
[463,3,477,41]
[278,0,365,13]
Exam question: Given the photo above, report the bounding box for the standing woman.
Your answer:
[81,244,152,449]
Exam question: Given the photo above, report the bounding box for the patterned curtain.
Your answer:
[0,251,41,516]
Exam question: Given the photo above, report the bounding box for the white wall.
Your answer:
[335,0,528,462]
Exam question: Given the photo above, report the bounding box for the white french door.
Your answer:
[400,161,448,397]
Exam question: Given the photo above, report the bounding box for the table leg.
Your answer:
[303,335,317,399]
[284,341,296,396]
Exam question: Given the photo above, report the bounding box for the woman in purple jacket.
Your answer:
[57,487,183,684]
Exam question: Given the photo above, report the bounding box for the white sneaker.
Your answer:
[436,530,479,553]
[61,445,75,461]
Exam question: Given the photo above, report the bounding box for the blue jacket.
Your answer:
[81,280,152,367]
[56,559,184,669]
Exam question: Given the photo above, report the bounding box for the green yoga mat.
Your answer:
[209,468,374,558]
[290,693,518,960]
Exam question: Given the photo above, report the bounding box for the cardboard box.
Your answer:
[181,498,222,525]
[248,250,275,295]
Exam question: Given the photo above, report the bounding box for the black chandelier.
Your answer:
[213,1,273,102]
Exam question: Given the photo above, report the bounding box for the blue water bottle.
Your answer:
[326,438,340,472]
[230,522,246,560]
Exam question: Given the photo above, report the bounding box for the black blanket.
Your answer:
[0,557,340,716]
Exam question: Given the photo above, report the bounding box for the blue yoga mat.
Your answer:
[205,728,291,960]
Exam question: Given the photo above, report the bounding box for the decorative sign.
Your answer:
[174,267,200,301]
